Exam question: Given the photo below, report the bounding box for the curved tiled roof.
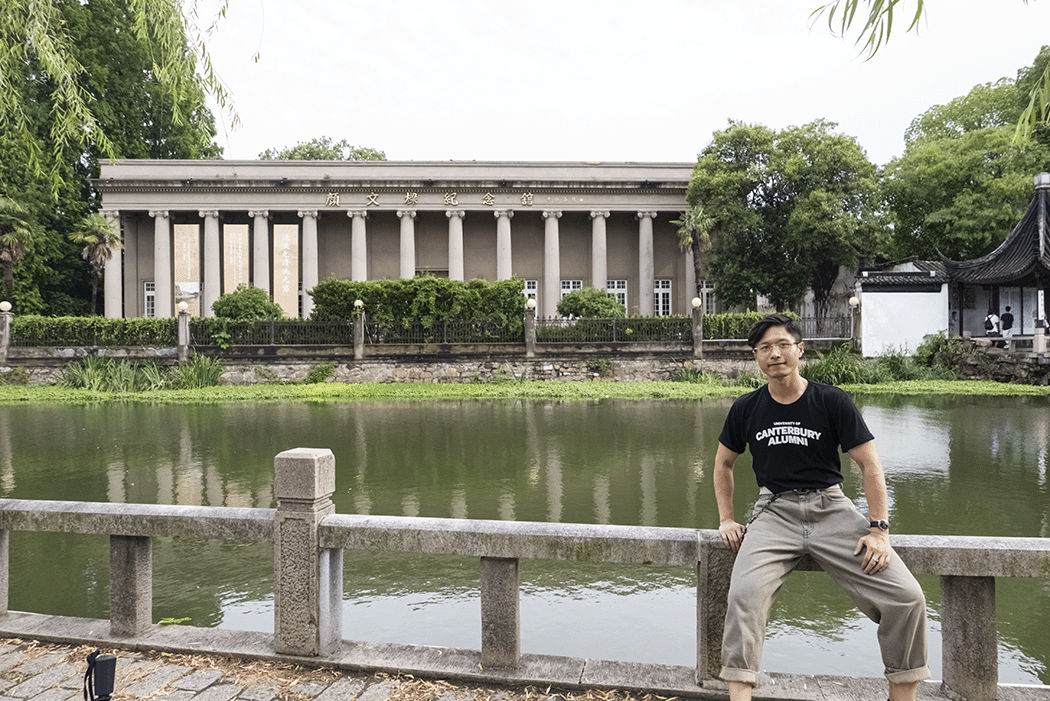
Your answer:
[942,185,1050,286]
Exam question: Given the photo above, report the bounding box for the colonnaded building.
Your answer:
[93,160,712,320]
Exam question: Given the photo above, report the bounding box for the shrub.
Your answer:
[914,332,966,374]
[212,285,283,321]
[733,370,766,388]
[585,357,612,376]
[702,312,799,340]
[171,355,225,389]
[801,344,890,385]
[673,367,724,384]
[11,316,177,346]
[305,362,336,384]
[556,287,625,318]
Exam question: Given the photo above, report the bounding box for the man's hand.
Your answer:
[719,520,746,552]
[854,531,891,574]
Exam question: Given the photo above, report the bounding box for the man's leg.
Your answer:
[807,491,930,698]
[728,680,753,701]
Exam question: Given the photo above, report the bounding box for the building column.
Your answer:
[149,210,172,318]
[199,210,220,317]
[447,210,465,281]
[249,210,270,295]
[637,211,656,316]
[349,210,368,281]
[397,210,416,279]
[101,210,122,318]
[590,211,609,293]
[543,211,562,317]
[495,210,514,281]
[299,210,319,318]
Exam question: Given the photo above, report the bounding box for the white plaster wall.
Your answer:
[861,286,948,356]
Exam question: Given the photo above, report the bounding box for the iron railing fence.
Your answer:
[9,320,178,347]
[365,319,524,345]
[535,316,692,344]
[190,320,355,347]
[701,316,852,341]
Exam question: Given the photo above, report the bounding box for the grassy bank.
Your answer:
[1,379,1049,405]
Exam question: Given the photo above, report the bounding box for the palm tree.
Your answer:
[69,213,122,315]
[671,204,714,302]
[0,196,37,303]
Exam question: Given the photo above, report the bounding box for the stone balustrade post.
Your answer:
[0,310,11,365]
[110,535,152,636]
[354,311,366,361]
[0,529,8,615]
[941,575,997,701]
[177,308,190,362]
[691,305,704,359]
[273,448,342,656]
[696,533,734,682]
[524,307,536,358]
[480,556,520,669]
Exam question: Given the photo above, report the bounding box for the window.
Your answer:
[606,279,627,307]
[523,280,538,300]
[654,279,672,316]
[699,280,717,315]
[144,282,156,318]
[561,279,582,298]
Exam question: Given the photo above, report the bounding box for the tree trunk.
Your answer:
[2,262,13,302]
[90,277,98,315]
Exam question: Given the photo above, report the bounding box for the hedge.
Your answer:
[10,316,178,346]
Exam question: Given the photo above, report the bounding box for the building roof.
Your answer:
[941,175,1050,286]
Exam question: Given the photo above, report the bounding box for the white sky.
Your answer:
[200,1,1050,166]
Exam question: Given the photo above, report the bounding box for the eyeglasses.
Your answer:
[753,341,798,355]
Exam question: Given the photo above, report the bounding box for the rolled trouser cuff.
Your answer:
[720,667,757,684]
[886,665,931,684]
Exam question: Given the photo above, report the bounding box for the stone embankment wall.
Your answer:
[956,339,1050,385]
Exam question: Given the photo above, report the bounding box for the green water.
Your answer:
[1,396,1048,682]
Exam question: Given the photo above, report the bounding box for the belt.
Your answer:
[758,484,840,496]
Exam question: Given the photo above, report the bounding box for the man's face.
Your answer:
[753,325,804,380]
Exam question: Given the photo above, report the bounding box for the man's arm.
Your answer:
[847,439,892,574]
[713,442,745,551]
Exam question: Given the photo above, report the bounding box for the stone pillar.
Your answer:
[354,310,365,361]
[397,210,416,279]
[590,211,609,292]
[941,575,997,700]
[637,211,656,316]
[199,210,220,318]
[101,210,123,319]
[349,211,368,282]
[480,557,520,669]
[110,535,152,637]
[0,529,8,615]
[495,210,514,281]
[149,210,172,318]
[249,210,270,295]
[274,448,341,656]
[692,303,704,360]
[697,533,734,682]
[299,210,319,319]
[447,210,465,281]
[524,306,536,358]
[0,310,11,365]
[177,307,190,362]
[542,211,562,317]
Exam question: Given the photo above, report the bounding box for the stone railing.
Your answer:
[1,448,1048,701]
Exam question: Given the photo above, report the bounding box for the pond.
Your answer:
[1,395,1048,683]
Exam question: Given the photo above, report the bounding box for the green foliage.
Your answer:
[914,333,969,374]
[687,120,880,314]
[212,285,284,321]
[801,344,890,385]
[305,362,337,384]
[11,315,177,345]
[171,355,225,389]
[585,357,612,376]
[0,367,29,386]
[702,312,799,340]
[733,371,766,388]
[673,367,724,384]
[883,48,1050,260]
[0,195,39,302]
[310,277,526,335]
[259,137,386,161]
[62,357,168,392]
[556,287,626,318]
[68,213,122,314]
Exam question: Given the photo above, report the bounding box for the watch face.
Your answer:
[871,520,889,530]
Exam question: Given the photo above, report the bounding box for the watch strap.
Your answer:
[869,519,890,531]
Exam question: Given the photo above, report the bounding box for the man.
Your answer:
[1001,306,1015,350]
[713,314,929,701]
[984,309,1000,340]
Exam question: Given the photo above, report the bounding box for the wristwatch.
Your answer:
[869,519,890,531]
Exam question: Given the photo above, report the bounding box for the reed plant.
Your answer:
[171,355,225,389]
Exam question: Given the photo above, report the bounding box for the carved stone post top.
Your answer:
[347,210,369,220]
[248,210,270,219]
[542,210,562,219]
[274,448,336,503]
[198,210,220,219]
[148,210,169,219]
[636,211,658,220]
[446,210,466,219]
[396,210,417,219]
[493,210,514,220]
[297,210,318,219]
[590,210,611,219]
[100,209,120,221]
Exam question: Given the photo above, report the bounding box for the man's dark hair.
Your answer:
[747,313,803,349]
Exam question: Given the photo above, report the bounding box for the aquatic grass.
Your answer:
[171,355,225,389]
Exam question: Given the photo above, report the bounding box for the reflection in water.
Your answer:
[1,396,1048,682]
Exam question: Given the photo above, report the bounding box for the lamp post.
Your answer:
[848,295,861,354]
[524,297,537,359]
[691,296,703,360]
[0,300,11,365]
[353,299,365,360]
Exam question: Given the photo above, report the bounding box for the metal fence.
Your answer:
[535,316,692,344]
[365,319,524,345]
[189,320,355,346]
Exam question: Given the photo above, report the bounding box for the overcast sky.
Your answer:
[200,1,1050,166]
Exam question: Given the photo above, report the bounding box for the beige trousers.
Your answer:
[720,485,930,685]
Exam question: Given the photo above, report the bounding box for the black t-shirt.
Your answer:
[1001,312,1014,330]
[718,381,874,493]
